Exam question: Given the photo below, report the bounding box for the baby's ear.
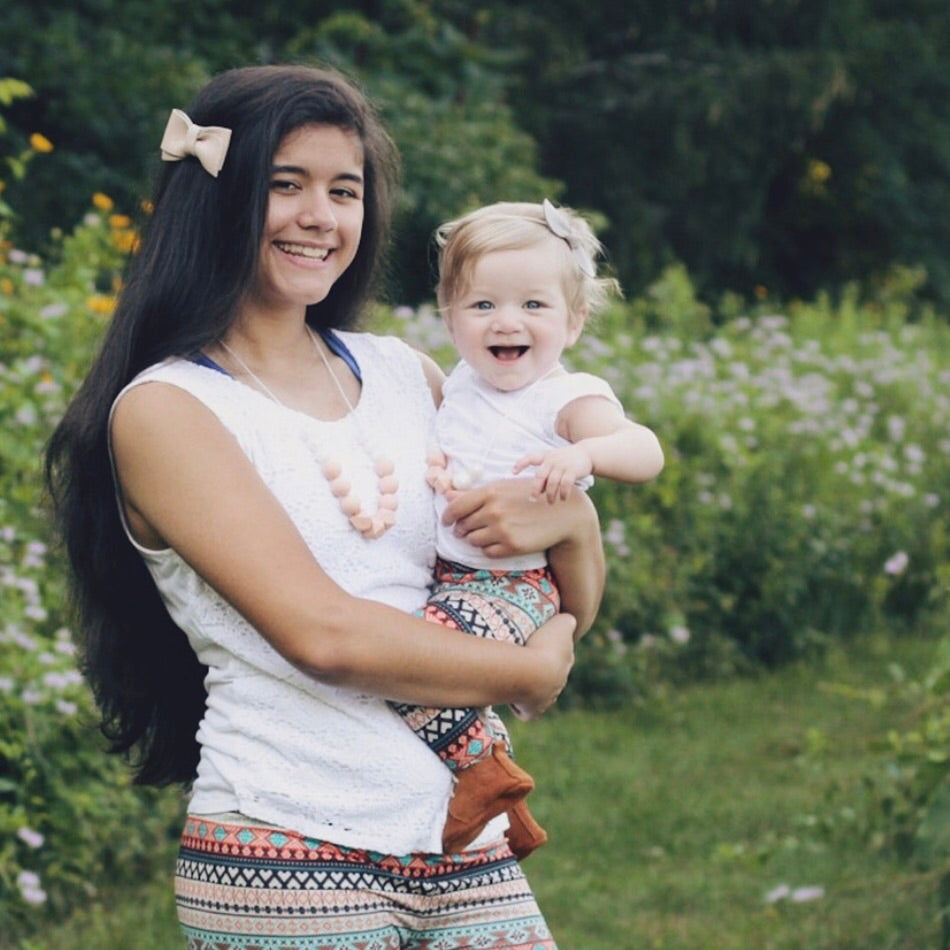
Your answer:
[567,306,588,346]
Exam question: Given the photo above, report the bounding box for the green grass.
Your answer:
[21,634,943,949]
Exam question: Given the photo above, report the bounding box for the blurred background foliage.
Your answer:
[1,1,948,940]
[2,0,949,306]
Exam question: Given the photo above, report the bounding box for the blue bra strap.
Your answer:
[189,328,362,382]
[318,328,362,382]
[191,352,229,375]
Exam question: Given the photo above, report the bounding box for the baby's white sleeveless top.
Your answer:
[433,360,622,570]
[112,332,459,854]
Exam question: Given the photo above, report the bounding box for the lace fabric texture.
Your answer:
[113,332,458,854]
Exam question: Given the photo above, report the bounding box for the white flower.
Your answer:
[15,404,38,426]
[764,884,791,903]
[18,869,49,904]
[883,551,909,576]
[791,886,825,903]
[18,826,45,849]
[887,415,906,442]
[669,626,691,644]
[40,302,68,319]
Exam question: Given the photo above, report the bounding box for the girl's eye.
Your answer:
[331,187,360,200]
[270,178,299,192]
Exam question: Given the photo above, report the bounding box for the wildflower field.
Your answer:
[1,202,948,942]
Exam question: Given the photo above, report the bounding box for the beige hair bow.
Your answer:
[160,109,232,178]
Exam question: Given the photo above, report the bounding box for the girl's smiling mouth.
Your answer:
[275,241,330,261]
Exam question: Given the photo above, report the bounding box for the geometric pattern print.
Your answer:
[391,559,561,768]
[176,816,557,949]
[429,558,561,638]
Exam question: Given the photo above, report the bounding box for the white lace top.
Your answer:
[111,332,464,854]
[433,359,622,570]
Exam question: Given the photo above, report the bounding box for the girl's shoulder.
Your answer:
[333,329,419,364]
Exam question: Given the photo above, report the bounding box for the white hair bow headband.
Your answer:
[542,199,597,278]
[160,109,232,178]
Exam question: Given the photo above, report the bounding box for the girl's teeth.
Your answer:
[278,242,328,260]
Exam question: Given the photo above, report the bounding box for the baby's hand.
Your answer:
[425,444,453,494]
[513,445,594,502]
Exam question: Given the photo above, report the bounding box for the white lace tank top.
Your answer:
[111,332,458,854]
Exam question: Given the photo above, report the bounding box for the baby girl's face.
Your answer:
[444,242,582,392]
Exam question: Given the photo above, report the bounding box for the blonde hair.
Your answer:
[435,201,621,320]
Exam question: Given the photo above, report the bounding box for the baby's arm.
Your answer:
[514,395,664,502]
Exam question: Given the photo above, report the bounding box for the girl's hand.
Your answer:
[512,613,576,720]
[513,444,594,502]
[442,477,576,558]
[443,477,606,639]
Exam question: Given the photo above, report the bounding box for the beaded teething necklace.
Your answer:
[218,330,398,540]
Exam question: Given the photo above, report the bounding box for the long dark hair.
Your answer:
[44,64,400,786]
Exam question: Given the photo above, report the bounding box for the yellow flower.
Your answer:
[87,294,116,316]
[111,230,140,254]
[754,285,768,301]
[29,132,54,153]
[808,159,831,183]
[0,180,6,193]
[92,193,114,212]
[0,277,14,295]
[108,213,132,230]
[140,199,154,215]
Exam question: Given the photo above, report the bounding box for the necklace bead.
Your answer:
[217,330,399,540]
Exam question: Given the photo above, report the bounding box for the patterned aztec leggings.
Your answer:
[392,558,561,769]
[175,816,558,949]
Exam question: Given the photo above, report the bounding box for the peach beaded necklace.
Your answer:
[218,329,398,540]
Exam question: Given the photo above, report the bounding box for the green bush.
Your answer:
[2,197,947,936]
[380,265,949,697]
[0,200,185,936]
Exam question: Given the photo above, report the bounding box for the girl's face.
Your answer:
[444,240,584,392]
[248,123,365,317]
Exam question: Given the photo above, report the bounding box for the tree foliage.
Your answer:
[1,0,948,304]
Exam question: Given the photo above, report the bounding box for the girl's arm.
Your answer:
[441,480,606,640]
[110,382,574,713]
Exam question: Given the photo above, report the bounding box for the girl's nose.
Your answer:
[299,191,337,231]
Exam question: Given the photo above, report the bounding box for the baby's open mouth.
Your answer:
[489,346,528,361]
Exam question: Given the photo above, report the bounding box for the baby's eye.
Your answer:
[474,300,494,311]
[525,299,544,310]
